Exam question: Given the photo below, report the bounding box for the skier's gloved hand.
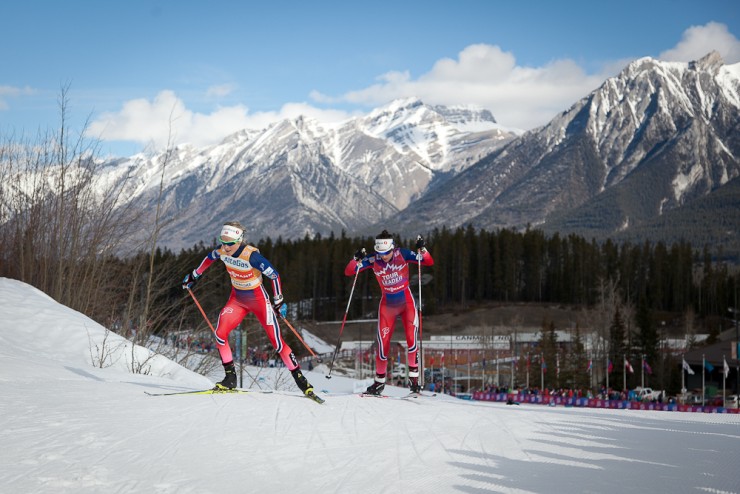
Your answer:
[182,270,200,290]
[354,247,367,261]
[273,295,287,317]
[415,235,426,251]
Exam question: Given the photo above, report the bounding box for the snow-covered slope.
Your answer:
[1,277,739,493]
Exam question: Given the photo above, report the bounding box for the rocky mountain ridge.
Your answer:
[98,52,740,258]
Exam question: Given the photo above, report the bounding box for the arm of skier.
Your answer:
[344,247,371,276]
[182,250,219,289]
[401,248,434,266]
[402,235,433,266]
[249,251,284,310]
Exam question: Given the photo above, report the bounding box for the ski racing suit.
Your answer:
[344,247,434,377]
[194,244,299,370]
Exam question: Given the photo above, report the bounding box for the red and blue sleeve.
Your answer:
[194,249,221,276]
[249,251,283,299]
[344,258,373,276]
[400,248,434,266]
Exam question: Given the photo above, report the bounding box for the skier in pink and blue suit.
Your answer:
[344,229,433,395]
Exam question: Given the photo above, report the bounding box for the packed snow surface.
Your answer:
[1,277,738,494]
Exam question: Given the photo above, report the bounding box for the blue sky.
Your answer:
[2,0,739,157]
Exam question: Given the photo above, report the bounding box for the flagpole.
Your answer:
[540,353,544,390]
[723,354,727,408]
[495,350,499,387]
[623,354,627,392]
[702,354,706,406]
[681,354,685,402]
[510,348,514,389]
[606,354,609,391]
[641,354,645,388]
[467,349,471,394]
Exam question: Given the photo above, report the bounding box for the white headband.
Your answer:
[220,225,244,242]
[374,238,394,253]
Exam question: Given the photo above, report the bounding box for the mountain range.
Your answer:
[102,52,740,258]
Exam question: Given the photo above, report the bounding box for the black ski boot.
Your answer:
[291,367,313,395]
[409,367,421,393]
[291,367,325,404]
[215,361,237,390]
[365,375,386,396]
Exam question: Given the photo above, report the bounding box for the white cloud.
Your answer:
[0,85,34,97]
[88,22,740,153]
[0,85,35,111]
[90,43,613,151]
[205,83,236,98]
[659,22,740,64]
[314,44,608,130]
[87,90,354,150]
[87,90,243,148]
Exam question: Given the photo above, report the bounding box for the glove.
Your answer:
[182,270,200,290]
[354,247,367,261]
[273,295,287,318]
[415,235,426,250]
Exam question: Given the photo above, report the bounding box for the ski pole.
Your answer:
[417,242,424,388]
[275,309,319,359]
[326,266,361,379]
[187,288,217,336]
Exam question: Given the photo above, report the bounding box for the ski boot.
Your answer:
[409,367,421,394]
[291,367,325,404]
[364,375,386,396]
[214,361,237,390]
[291,367,313,394]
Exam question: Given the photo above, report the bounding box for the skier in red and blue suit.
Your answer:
[344,230,433,395]
[182,221,315,396]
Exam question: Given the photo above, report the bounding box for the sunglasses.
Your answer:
[220,239,239,246]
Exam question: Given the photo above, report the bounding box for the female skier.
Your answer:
[182,221,316,398]
[344,230,433,395]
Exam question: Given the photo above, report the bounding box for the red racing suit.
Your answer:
[194,244,298,370]
[344,247,434,377]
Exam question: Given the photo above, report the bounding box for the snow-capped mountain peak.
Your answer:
[383,52,740,256]
[94,98,515,250]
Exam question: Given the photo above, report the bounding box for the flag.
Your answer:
[625,358,634,373]
[682,358,695,375]
[608,359,614,374]
[526,354,531,369]
[587,359,593,373]
[542,358,547,373]
[724,358,730,379]
[643,358,653,375]
[704,360,714,373]
[556,354,560,376]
